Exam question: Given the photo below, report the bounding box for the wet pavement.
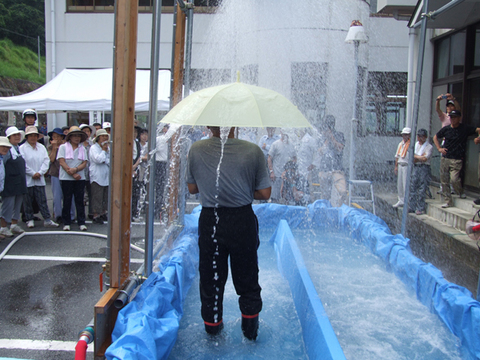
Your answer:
[0,180,172,359]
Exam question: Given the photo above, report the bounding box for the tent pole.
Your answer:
[401,0,429,236]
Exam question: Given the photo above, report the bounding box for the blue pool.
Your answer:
[105,202,480,360]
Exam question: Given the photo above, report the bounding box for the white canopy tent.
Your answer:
[0,68,171,112]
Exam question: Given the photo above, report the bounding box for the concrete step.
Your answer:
[426,199,474,232]
[428,185,480,214]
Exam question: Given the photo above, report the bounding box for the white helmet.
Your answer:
[22,108,37,121]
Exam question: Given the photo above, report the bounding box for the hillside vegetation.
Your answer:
[0,38,46,84]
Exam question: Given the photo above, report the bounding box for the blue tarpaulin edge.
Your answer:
[270,219,346,360]
[105,211,200,360]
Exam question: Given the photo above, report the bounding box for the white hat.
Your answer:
[79,123,96,138]
[401,127,411,135]
[102,122,111,129]
[0,136,12,148]
[5,126,25,142]
[24,125,39,137]
[94,129,110,143]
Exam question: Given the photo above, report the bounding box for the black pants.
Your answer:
[61,180,86,225]
[198,205,262,325]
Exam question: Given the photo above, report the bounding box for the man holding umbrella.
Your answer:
[186,126,271,340]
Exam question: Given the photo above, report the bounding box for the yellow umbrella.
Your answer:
[160,81,311,128]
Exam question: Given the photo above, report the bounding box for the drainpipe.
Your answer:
[406,27,416,127]
[401,0,429,236]
[50,0,57,128]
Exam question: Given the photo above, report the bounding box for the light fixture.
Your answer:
[345,20,367,44]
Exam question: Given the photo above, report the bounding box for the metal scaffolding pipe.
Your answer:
[145,0,163,278]
[413,0,465,28]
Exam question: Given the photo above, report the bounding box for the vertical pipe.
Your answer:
[145,0,163,277]
[37,36,41,77]
[401,0,429,236]
[176,5,194,226]
[169,0,178,110]
[406,27,416,126]
[183,6,193,97]
[349,40,359,200]
[50,0,57,128]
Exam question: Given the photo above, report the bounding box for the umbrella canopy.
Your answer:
[160,82,311,128]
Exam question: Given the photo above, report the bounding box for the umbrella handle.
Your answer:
[236,70,240,83]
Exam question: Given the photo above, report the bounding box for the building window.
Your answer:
[474,24,480,70]
[291,62,328,123]
[67,0,221,12]
[434,30,466,80]
[364,71,407,136]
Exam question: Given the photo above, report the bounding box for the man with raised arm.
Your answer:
[186,126,271,341]
[433,111,480,208]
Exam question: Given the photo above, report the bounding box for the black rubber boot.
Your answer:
[204,321,223,335]
[241,314,259,340]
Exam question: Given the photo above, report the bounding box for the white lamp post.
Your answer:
[345,20,367,183]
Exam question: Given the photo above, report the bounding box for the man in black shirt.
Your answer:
[433,110,480,208]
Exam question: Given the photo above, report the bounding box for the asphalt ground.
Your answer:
[0,179,174,360]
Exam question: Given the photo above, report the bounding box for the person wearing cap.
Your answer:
[19,126,59,229]
[102,122,111,135]
[89,129,110,224]
[0,127,27,236]
[57,126,89,231]
[20,109,45,146]
[40,121,48,137]
[433,110,480,208]
[79,124,96,146]
[408,129,433,215]
[47,127,72,223]
[435,93,461,128]
[393,127,411,208]
[268,129,296,203]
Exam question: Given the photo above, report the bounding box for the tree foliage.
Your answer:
[0,0,45,56]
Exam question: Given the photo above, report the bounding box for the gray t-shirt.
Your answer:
[186,137,271,208]
[57,143,88,181]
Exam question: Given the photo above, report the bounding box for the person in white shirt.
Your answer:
[19,126,58,228]
[257,127,280,164]
[393,127,411,208]
[57,126,89,231]
[408,129,433,215]
[268,130,296,202]
[89,129,110,224]
[155,124,172,221]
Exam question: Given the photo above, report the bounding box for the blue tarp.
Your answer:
[270,219,346,360]
[105,202,480,360]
